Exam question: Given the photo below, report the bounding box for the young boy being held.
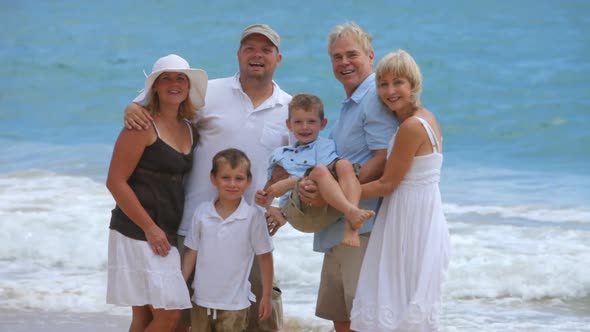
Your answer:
[255,93,374,247]
[181,148,273,332]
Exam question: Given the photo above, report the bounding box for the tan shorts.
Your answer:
[283,160,360,233]
[315,233,370,322]
[191,305,249,332]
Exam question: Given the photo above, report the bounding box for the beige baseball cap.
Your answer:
[240,24,280,50]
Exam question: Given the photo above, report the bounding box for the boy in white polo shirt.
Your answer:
[181,148,274,332]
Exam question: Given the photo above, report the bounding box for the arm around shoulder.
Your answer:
[124,102,153,130]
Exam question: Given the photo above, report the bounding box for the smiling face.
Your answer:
[238,34,282,81]
[329,34,374,98]
[287,107,327,145]
[153,72,189,106]
[378,72,414,116]
[210,160,252,203]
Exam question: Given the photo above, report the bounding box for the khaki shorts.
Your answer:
[283,160,360,233]
[191,305,249,332]
[315,233,370,322]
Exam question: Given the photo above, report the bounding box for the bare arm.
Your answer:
[124,103,153,130]
[181,248,197,282]
[357,149,388,184]
[106,128,170,256]
[361,120,424,199]
[255,177,298,209]
[265,177,299,198]
[255,165,291,208]
[256,252,274,321]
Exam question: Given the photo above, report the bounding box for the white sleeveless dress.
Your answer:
[350,117,451,332]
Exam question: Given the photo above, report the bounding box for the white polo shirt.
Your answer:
[178,73,291,236]
[184,198,273,310]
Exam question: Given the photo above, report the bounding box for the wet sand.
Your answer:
[0,309,333,332]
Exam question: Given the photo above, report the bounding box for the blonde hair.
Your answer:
[146,73,198,121]
[376,50,423,108]
[211,148,252,179]
[288,93,324,120]
[327,22,373,55]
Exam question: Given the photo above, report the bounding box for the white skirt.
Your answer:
[107,229,192,309]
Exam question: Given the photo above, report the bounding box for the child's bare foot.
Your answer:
[346,208,375,230]
[342,225,361,247]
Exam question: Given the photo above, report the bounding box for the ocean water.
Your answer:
[1,1,589,331]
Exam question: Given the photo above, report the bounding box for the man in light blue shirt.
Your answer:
[279,23,398,332]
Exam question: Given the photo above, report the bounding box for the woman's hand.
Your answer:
[145,225,171,256]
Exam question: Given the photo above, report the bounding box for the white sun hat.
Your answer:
[136,54,208,109]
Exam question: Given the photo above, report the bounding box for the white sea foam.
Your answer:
[444,202,590,224]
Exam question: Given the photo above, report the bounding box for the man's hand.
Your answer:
[265,206,286,236]
[124,103,153,130]
[297,177,326,207]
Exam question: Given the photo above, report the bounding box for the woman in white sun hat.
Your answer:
[105,54,207,332]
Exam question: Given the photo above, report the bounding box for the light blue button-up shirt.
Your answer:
[313,73,399,253]
[268,136,339,208]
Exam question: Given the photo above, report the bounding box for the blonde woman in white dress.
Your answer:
[350,50,451,332]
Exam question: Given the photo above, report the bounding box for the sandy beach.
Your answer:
[0,309,130,332]
[0,309,332,332]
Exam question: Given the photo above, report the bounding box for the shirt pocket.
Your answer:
[260,122,286,151]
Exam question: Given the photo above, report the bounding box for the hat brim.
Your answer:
[136,69,208,109]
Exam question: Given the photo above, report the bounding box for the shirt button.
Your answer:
[290,159,294,161]
[304,160,308,164]
[294,151,298,154]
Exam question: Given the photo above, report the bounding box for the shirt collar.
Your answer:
[231,72,289,109]
[283,138,319,151]
[343,73,375,104]
[207,196,251,223]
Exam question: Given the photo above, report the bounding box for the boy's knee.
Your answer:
[334,159,354,174]
[310,164,330,177]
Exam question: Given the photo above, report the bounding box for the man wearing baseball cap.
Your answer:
[124,23,290,332]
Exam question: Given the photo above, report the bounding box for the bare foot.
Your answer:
[342,224,361,247]
[346,208,375,230]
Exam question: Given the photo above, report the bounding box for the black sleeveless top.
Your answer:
[109,121,198,245]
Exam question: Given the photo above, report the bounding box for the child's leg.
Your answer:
[307,162,374,247]
[146,307,181,332]
[130,305,152,332]
[333,160,375,247]
[333,160,374,229]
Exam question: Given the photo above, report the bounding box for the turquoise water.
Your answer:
[1,1,589,331]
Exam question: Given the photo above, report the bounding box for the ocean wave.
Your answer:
[444,202,590,224]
